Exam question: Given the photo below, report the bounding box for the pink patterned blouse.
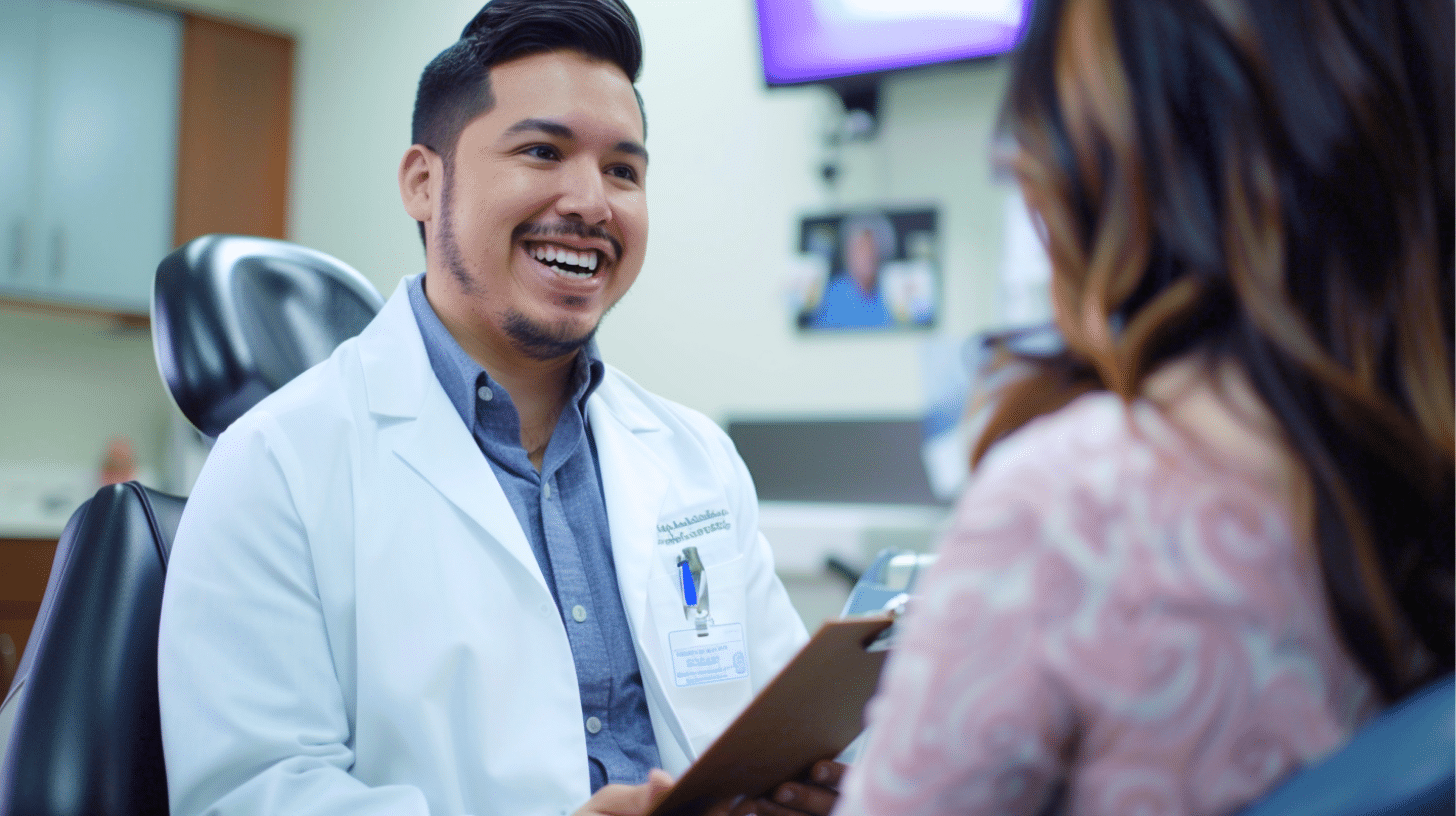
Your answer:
[834,392,1376,816]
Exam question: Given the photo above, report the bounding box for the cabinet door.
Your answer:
[38,0,180,312]
[0,0,43,294]
[174,15,293,245]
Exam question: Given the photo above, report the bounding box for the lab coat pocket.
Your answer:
[647,552,754,754]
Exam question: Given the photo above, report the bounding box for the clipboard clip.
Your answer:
[863,592,908,653]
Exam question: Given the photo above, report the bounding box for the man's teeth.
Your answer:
[531,244,599,277]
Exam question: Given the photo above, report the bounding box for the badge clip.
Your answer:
[677,546,712,636]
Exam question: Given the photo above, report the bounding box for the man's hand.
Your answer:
[575,768,675,816]
[705,760,847,816]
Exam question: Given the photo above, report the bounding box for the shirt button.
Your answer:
[477,385,493,401]
[585,716,602,734]
[572,605,587,622]
[542,483,552,500]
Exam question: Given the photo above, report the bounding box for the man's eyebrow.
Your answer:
[503,118,574,139]
[615,140,649,163]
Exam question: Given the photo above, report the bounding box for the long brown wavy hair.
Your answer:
[977,0,1454,701]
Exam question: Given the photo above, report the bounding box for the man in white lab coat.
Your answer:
[157,2,836,815]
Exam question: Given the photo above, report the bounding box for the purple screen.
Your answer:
[756,0,1029,86]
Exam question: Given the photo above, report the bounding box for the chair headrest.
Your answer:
[151,234,384,438]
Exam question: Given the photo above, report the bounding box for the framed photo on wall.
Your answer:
[787,206,940,332]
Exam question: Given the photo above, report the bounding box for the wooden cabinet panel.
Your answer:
[0,537,59,696]
[174,15,293,244]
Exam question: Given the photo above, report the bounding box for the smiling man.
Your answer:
[156,2,837,816]
[398,41,651,473]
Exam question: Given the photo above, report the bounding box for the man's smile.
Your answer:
[527,241,602,278]
[513,220,623,269]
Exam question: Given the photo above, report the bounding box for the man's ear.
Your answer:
[399,144,440,224]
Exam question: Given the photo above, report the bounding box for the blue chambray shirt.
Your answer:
[407,273,660,791]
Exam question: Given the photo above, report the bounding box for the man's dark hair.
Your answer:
[410,0,646,246]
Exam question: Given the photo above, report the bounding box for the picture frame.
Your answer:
[788,206,940,332]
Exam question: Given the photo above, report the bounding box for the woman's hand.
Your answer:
[705,760,847,816]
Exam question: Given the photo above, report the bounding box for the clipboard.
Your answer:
[646,614,895,816]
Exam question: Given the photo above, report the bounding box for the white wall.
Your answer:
[1,0,1015,486]
[220,0,1013,422]
[0,308,164,470]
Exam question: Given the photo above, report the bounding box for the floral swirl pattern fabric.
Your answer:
[835,393,1376,816]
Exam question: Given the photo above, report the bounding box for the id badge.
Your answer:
[668,622,749,688]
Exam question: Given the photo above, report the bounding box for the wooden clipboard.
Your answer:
[646,615,895,816]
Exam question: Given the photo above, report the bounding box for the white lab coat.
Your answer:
[157,282,809,816]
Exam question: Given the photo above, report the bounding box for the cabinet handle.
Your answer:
[50,227,63,281]
[8,219,22,277]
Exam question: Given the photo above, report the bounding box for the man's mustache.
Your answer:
[513,221,622,263]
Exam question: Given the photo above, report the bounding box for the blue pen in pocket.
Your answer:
[676,546,711,635]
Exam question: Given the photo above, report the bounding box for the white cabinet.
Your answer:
[0,0,44,289]
[0,0,181,314]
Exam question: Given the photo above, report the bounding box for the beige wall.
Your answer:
[1,0,1013,488]
[0,307,166,471]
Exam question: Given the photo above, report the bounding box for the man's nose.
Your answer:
[555,160,611,224]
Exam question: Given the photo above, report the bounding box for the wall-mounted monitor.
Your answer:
[755,0,1030,88]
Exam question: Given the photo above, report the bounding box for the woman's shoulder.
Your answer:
[943,392,1151,570]
[972,390,1151,494]
[953,388,1299,576]
[971,385,1273,506]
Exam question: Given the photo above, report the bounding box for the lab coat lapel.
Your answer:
[588,386,669,644]
[358,284,544,589]
[589,382,701,768]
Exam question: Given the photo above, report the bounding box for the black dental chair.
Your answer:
[0,235,383,816]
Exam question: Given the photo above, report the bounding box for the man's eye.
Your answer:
[524,145,560,161]
[607,165,638,182]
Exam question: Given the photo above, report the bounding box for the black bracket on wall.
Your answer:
[827,76,881,140]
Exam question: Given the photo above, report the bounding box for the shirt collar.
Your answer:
[406,272,605,434]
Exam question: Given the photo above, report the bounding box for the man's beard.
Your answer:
[503,310,596,361]
[437,167,598,362]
